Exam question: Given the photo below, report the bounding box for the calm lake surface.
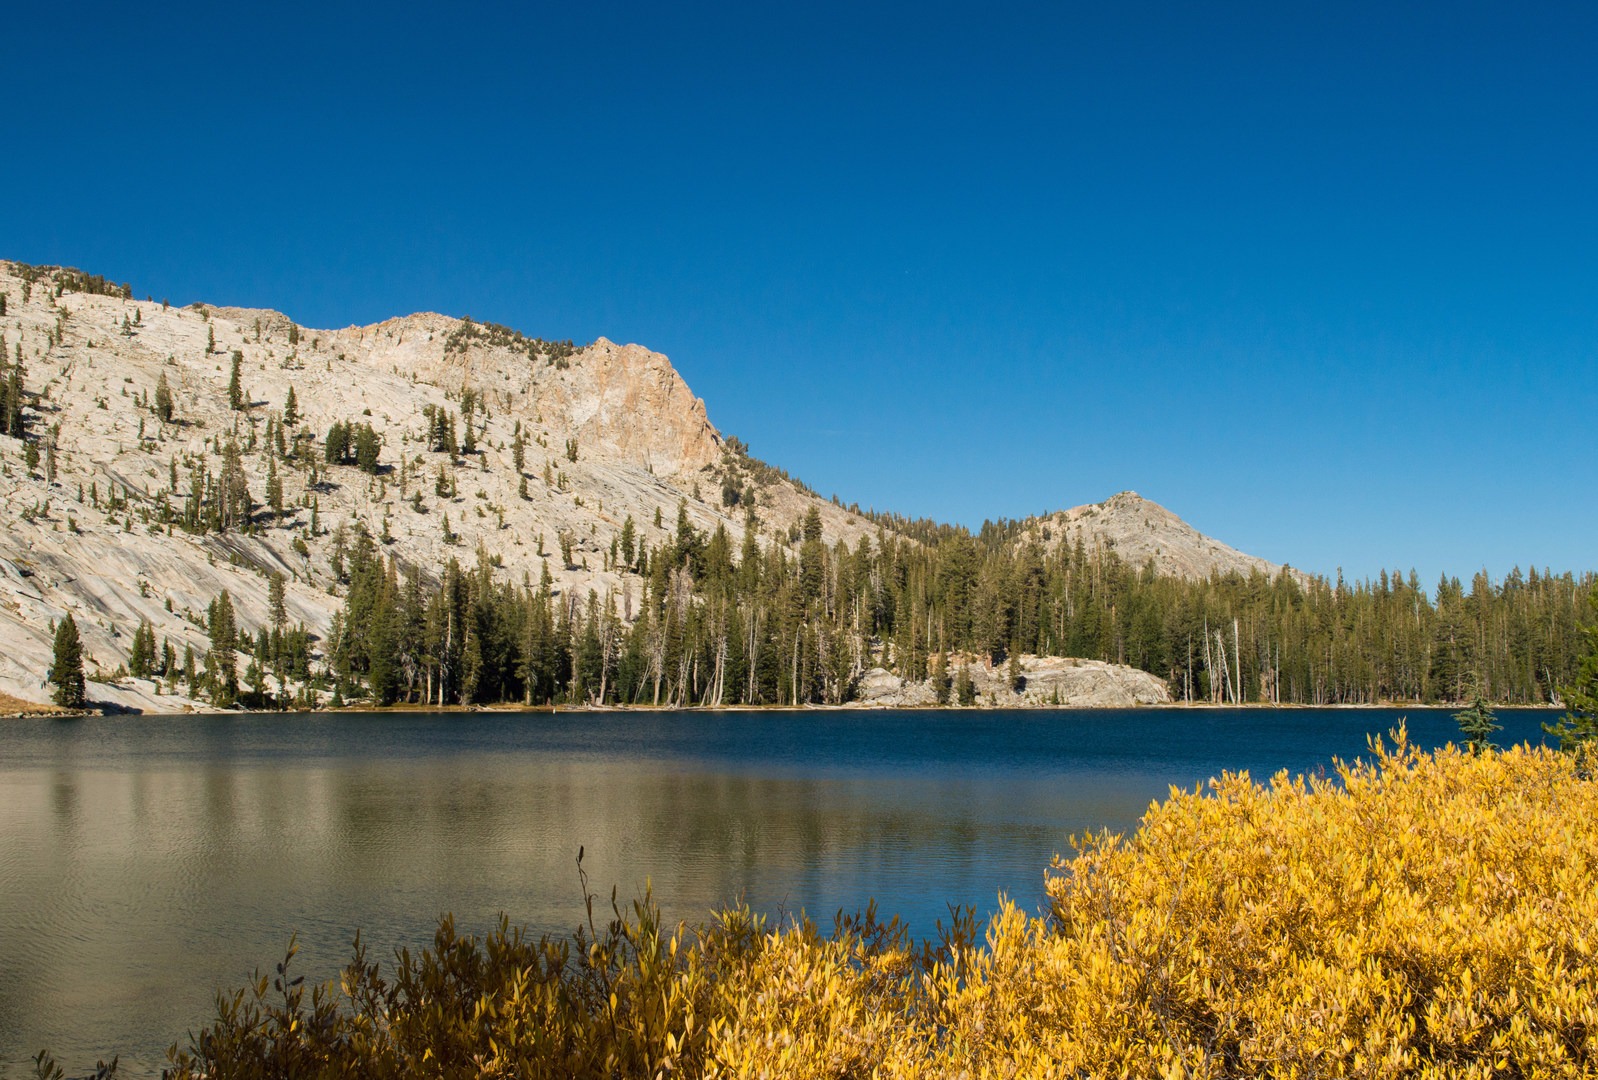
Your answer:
[0,706,1562,1076]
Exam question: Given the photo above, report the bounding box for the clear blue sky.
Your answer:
[4,1,1594,586]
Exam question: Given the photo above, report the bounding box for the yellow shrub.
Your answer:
[164,734,1598,1079]
[943,732,1598,1078]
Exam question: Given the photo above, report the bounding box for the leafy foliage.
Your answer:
[162,739,1598,1077]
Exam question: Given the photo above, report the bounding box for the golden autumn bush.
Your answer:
[164,732,1598,1079]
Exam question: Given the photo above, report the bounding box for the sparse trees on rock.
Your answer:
[324,421,381,474]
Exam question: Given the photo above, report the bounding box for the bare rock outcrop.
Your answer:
[1023,491,1304,584]
[854,655,1171,708]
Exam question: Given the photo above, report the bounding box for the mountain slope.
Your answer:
[1020,491,1304,583]
[0,261,883,710]
[0,260,1295,711]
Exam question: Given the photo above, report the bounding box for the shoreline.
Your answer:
[5,699,1567,719]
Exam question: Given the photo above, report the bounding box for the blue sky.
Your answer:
[4,1,1594,585]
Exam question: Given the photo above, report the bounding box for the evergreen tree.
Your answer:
[1454,693,1500,754]
[128,618,156,678]
[354,424,382,473]
[49,614,86,708]
[268,572,287,632]
[325,421,350,464]
[219,438,252,532]
[282,384,299,425]
[1546,589,1598,751]
[228,351,244,410]
[207,591,239,707]
[955,664,977,706]
[266,453,283,517]
[154,372,174,423]
[3,365,24,437]
[931,651,951,705]
[620,516,637,569]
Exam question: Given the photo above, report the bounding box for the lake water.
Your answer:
[0,706,1562,1076]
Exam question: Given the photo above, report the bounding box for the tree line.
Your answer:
[316,502,1597,709]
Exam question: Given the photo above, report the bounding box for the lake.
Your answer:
[0,706,1563,1076]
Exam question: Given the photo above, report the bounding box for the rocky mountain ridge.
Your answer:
[0,260,1285,711]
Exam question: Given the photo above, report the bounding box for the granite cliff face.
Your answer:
[318,315,723,478]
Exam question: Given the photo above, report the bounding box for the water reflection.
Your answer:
[0,707,1561,1077]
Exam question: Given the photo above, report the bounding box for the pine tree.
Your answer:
[620,516,637,569]
[1454,693,1500,754]
[154,372,174,423]
[129,618,156,678]
[325,420,349,464]
[219,438,251,532]
[931,651,951,705]
[49,614,87,708]
[207,590,239,707]
[266,453,283,517]
[955,663,977,706]
[3,365,24,437]
[228,351,243,410]
[282,384,299,426]
[268,572,287,632]
[354,424,381,473]
[1546,589,1598,751]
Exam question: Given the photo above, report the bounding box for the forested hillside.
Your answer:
[323,504,1596,708]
